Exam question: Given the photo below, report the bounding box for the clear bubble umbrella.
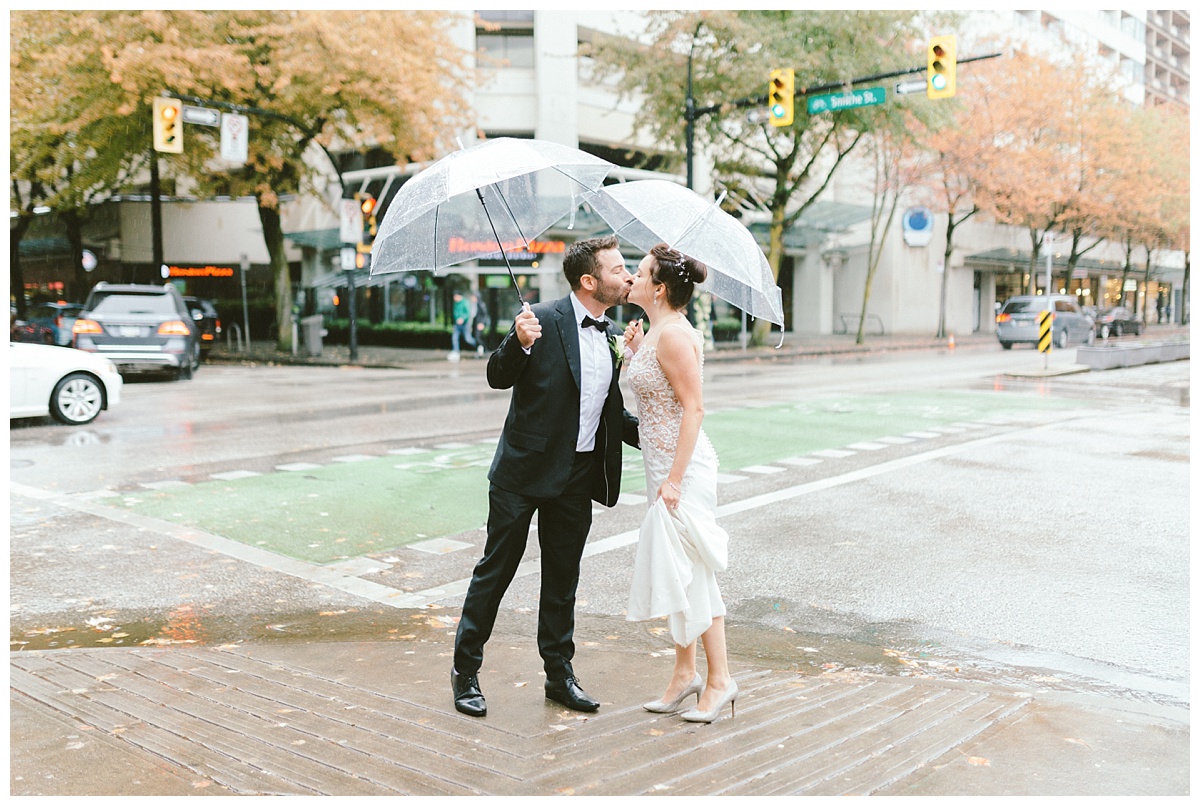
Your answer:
[583,179,785,328]
[370,137,614,307]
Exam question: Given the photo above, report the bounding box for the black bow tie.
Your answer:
[581,316,610,334]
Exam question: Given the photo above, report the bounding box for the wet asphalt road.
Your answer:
[8,346,1191,709]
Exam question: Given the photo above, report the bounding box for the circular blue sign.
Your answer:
[904,208,931,232]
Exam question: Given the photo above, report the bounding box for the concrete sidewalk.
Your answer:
[9,607,1189,796]
[207,324,1191,371]
[207,329,1004,369]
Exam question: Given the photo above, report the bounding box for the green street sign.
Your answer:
[807,87,887,114]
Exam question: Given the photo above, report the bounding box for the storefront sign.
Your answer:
[447,237,565,256]
[168,265,235,278]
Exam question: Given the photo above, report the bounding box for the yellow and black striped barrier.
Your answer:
[1036,310,1054,353]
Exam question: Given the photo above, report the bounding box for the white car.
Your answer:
[9,342,123,425]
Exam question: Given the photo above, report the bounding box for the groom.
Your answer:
[452,235,640,717]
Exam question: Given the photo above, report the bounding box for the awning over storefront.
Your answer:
[745,200,874,251]
[285,229,345,252]
[16,236,72,257]
[966,247,1151,277]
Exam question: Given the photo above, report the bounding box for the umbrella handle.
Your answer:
[475,188,526,310]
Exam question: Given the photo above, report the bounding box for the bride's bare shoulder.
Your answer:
[655,321,697,359]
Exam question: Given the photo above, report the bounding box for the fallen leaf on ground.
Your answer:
[967,756,990,767]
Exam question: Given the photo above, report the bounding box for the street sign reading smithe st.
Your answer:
[807,87,886,115]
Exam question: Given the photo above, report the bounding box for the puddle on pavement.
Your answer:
[10,605,458,653]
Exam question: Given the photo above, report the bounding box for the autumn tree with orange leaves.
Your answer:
[964,47,1112,290]
[921,41,1188,325]
[11,10,467,349]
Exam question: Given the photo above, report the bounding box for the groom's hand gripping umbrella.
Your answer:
[370,138,614,308]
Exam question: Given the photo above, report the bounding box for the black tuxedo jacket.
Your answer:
[486,294,640,507]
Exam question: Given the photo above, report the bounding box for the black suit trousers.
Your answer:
[454,451,597,680]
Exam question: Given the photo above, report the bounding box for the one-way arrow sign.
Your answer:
[895,80,927,95]
[182,105,221,127]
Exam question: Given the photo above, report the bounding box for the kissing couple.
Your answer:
[452,235,735,724]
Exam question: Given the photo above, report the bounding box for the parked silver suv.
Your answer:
[995,294,1095,350]
[72,283,201,380]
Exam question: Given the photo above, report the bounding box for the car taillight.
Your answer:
[158,320,191,336]
[73,318,103,334]
[201,332,214,341]
[995,313,1011,323]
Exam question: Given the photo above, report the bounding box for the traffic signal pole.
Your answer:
[160,91,362,360]
[149,146,164,284]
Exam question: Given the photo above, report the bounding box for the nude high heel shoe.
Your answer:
[679,679,738,723]
[642,673,703,713]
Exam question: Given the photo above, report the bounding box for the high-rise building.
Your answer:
[1144,10,1190,107]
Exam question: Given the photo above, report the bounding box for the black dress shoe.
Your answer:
[545,676,600,712]
[452,669,486,717]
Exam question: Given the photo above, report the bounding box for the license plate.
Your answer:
[118,326,144,337]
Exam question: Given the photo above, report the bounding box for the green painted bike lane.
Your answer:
[119,390,1080,565]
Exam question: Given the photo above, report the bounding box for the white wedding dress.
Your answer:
[625,323,728,647]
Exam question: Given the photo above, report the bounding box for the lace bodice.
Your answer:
[627,324,710,463]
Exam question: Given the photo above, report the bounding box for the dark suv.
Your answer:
[73,283,201,380]
[183,296,221,357]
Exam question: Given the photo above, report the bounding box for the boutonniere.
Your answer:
[608,333,623,368]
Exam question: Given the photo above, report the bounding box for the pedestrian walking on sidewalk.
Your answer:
[622,244,736,724]
[452,235,641,718]
[450,291,476,359]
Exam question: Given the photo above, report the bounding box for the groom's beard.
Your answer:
[592,278,630,309]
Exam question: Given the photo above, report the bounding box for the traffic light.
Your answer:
[152,97,183,153]
[357,193,377,250]
[769,68,794,127]
[927,35,957,99]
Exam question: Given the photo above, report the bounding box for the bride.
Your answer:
[622,243,736,724]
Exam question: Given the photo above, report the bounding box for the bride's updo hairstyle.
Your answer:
[649,243,707,310]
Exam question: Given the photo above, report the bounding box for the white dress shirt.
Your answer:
[570,293,613,452]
